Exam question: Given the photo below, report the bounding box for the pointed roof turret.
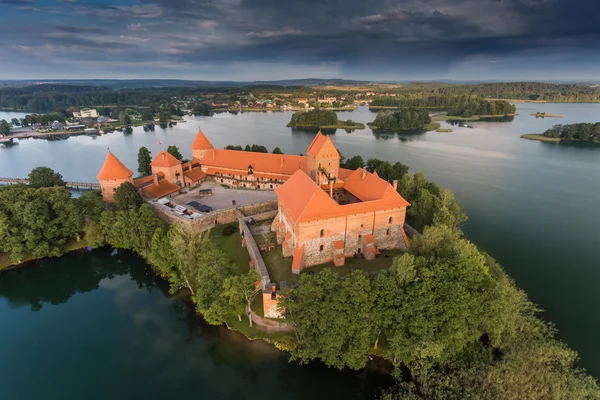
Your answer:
[151,150,182,168]
[306,131,340,158]
[191,129,213,150]
[97,151,133,181]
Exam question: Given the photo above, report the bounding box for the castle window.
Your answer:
[319,245,324,252]
[359,234,362,239]
[386,229,390,236]
[320,229,324,237]
[357,248,362,254]
[270,184,273,189]
[360,224,363,228]
[388,217,393,224]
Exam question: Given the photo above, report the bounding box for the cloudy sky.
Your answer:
[1,0,600,81]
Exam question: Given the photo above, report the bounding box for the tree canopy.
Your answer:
[137,147,152,176]
[370,109,432,132]
[287,109,338,127]
[166,145,183,160]
[114,181,144,210]
[542,123,600,143]
[28,166,66,188]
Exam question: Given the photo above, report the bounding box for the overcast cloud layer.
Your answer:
[1,0,600,80]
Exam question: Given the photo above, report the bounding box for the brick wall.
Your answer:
[100,177,132,202]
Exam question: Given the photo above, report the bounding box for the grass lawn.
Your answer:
[262,247,299,287]
[209,222,250,275]
[224,314,295,342]
[425,122,441,131]
[306,249,405,277]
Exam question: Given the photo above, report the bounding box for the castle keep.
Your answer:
[97,130,410,272]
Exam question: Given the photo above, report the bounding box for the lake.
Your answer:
[1,103,599,385]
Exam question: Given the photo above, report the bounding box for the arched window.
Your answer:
[357,248,362,254]
[360,224,363,228]
[358,234,362,239]
[319,244,324,252]
[320,229,324,237]
[388,216,393,224]
[386,229,390,236]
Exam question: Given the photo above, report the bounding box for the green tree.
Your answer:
[244,145,252,152]
[114,182,144,210]
[76,190,105,222]
[222,269,262,326]
[141,109,154,122]
[225,145,243,150]
[343,155,365,170]
[137,147,152,176]
[166,145,183,161]
[10,118,20,127]
[281,269,374,370]
[0,119,10,135]
[28,166,66,188]
[148,226,181,288]
[0,185,83,262]
[272,146,283,154]
[251,144,268,153]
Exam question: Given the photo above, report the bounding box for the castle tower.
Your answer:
[191,129,213,161]
[97,151,134,202]
[151,151,184,186]
[306,131,340,185]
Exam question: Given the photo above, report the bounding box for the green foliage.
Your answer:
[118,111,131,126]
[244,145,251,152]
[192,102,212,116]
[148,226,181,288]
[447,99,515,118]
[102,203,164,256]
[281,269,375,370]
[371,109,432,132]
[27,166,66,188]
[250,144,268,153]
[542,123,600,143]
[225,145,243,150]
[140,109,154,121]
[76,190,105,222]
[0,119,10,135]
[272,146,283,154]
[222,269,262,326]
[0,185,83,262]
[137,146,152,176]
[342,155,365,170]
[287,109,338,127]
[114,182,144,210]
[166,145,183,160]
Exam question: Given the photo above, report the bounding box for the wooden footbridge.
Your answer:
[0,177,100,190]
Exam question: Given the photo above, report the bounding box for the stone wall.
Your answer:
[150,199,278,233]
[403,222,422,238]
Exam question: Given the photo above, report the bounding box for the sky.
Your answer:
[1,0,600,81]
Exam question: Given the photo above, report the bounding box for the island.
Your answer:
[368,109,439,132]
[286,109,365,129]
[530,112,564,118]
[521,123,600,143]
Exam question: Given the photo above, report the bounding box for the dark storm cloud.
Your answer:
[2,0,600,79]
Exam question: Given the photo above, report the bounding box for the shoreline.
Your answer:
[530,113,564,118]
[520,133,600,144]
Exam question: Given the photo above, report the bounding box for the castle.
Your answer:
[97,130,410,272]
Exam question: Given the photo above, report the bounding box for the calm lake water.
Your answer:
[1,104,600,389]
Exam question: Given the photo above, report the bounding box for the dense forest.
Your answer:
[370,109,432,132]
[286,109,338,127]
[447,99,516,117]
[443,82,600,102]
[542,123,600,143]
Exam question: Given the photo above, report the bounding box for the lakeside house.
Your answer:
[73,109,98,118]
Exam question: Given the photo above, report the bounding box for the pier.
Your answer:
[0,177,100,190]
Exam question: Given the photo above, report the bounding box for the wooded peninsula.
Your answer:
[1,155,598,399]
[522,123,600,143]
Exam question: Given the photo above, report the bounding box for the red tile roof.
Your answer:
[183,167,206,182]
[141,180,180,199]
[133,172,166,189]
[199,149,307,176]
[338,168,354,180]
[151,151,182,168]
[191,129,213,150]
[276,169,410,223]
[306,131,327,157]
[97,152,133,181]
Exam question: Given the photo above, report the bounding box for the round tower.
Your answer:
[191,129,213,161]
[97,151,134,202]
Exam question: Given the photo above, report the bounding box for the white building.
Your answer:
[73,109,99,118]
